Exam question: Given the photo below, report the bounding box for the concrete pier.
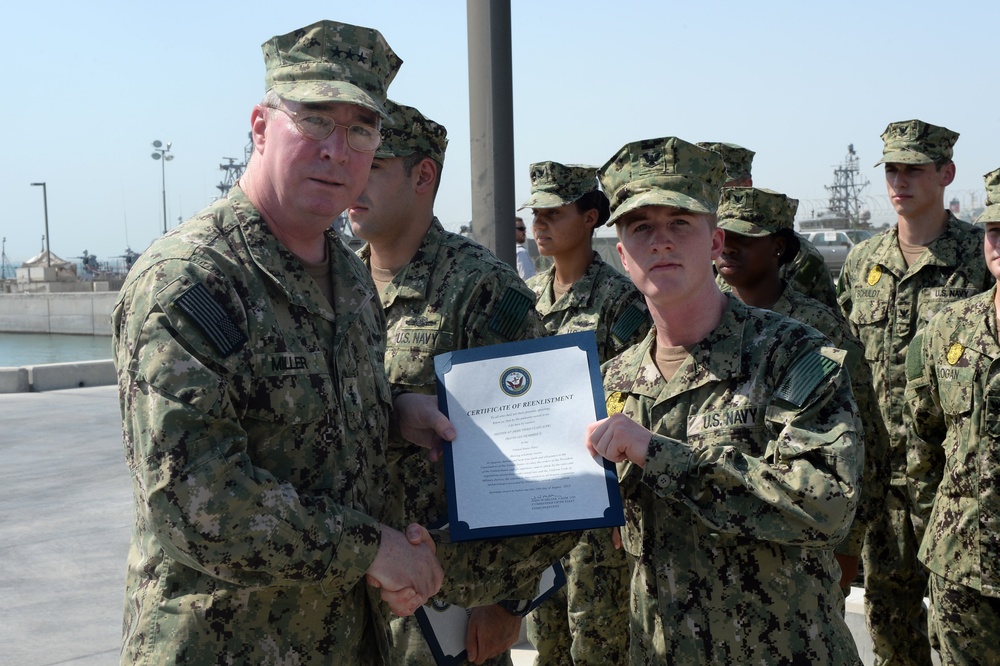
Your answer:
[0,359,116,393]
[0,292,117,336]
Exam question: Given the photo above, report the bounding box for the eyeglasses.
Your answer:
[268,105,381,152]
[515,226,526,231]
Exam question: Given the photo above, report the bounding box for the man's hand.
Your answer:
[465,605,522,664]
[393,393,456,462]
[366,524,443,616]
[587,413,652,468]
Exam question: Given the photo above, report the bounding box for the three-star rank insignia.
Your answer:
[867,265,882,286]
[606,391,626,416]
[947,343,964,365]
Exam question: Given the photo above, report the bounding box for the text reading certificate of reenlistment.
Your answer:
[434,331,624,541]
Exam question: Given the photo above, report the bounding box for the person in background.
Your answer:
[713,186,888,601]
[515,216,536,279]
[349,99,545,666]
[588,136,862,665]
[904,166,1000,665]
[520,161,650,665]
[699,140,839,309]
[839,119,991,666]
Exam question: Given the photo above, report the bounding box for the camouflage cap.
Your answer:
[519,162,599,209]
[696,142,755,184]
[979,167,1000,224]
[374,100,448,164]
[875,119,959,166]
[599,137,726,227]
[262,20,402,118]
[717,187,799,237]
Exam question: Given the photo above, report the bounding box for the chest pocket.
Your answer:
[686,406,768,455]
[849,298,889,363]
[938,377,974,419]
[918,287,979,326]
[339,335,393,431]
[245,351,333,424]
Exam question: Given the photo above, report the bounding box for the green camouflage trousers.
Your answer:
[862,485,933,666]
[928,573,1000,666]
[526,529,629,665]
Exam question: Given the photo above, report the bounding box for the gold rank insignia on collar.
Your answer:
[947,343,964,365]
[867,265,882,286]
[606,391,626,416]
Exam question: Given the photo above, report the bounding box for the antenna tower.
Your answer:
[824,144,870,229]
[216,132,254,198]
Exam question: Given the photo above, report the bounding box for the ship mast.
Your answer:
[824,144,870,230]
[216,132,253,199]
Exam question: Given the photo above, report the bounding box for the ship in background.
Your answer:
[798,144,874,233]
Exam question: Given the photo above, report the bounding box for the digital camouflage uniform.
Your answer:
[115,184,579,666]
[521,162,651,666]
[905,288,1000,665]
[603,300,863,665]
[365,218,546,666]
[716,186,888,574]
[361,100,546,666]
[783,234,841,309]
[598,137,863,665]
[904,168,1000,665]
[770,287,888,565]
[838,119,991,666]
[115,186,403,664]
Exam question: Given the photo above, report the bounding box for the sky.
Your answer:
[4,0,998,268]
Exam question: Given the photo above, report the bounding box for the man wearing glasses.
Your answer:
[113,20,568,664]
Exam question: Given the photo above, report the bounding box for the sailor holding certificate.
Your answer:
[586,137,864,665]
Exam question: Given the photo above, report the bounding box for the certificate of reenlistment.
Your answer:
[434,331,624,541]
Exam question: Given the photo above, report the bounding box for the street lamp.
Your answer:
[30,182,50,267]
[151,140,174,235]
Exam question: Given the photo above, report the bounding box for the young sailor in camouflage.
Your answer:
[520,161,650,666]
[714,186,889,599]
[838,119,992,666]
[588,136,863,665]
[698,141,839,309]
[349,99,547,666]
[904,166,1000,665]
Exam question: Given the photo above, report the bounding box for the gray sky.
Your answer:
[4,0,997,266]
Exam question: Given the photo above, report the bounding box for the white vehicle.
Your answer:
[801,229,872,277]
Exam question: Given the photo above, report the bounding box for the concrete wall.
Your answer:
[0,292,118,335]
[0,360,115,393]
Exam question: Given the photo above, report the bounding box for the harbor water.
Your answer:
[0,332,113,367]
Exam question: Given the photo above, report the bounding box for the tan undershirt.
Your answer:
[552,278,572,301]
[370,263,402,294]
[898,236,929,268]
[302,250,334,308]
[654,341,691,382]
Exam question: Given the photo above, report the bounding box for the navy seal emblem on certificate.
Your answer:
[499,366,531,397]
[434,330,624,541]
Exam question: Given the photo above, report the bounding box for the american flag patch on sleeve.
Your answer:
[774,350,839,407]
[174,283,248,357]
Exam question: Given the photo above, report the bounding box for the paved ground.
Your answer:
[0,385,880,665]
[1,386,129,665]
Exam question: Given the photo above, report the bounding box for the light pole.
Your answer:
[151,140,174,235]
[30,182,50,267]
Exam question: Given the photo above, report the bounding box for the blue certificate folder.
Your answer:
[434,330,624,542]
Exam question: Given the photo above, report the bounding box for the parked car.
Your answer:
[800,229,872,277]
